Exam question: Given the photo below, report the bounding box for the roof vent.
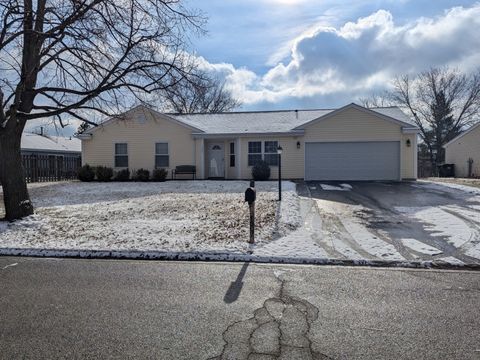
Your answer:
[295,109,298,119]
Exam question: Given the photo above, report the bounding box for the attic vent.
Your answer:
[137,113,146,124]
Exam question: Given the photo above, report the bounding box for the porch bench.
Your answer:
[172,165,196,180]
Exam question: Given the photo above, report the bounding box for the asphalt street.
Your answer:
[0,257,479,359]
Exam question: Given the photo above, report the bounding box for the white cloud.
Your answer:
[199,4,480,106]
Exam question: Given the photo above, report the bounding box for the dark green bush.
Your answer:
[152,168,168,182]
[95,166,113,182]
[134,168,150,182]
[115,168,130,181]
[78,164,95,182]
[251,160,271,181]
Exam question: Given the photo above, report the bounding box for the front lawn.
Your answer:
[424,177,480,189]
[0,181,301,253]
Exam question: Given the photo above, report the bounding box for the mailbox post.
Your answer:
[244,180,256,244]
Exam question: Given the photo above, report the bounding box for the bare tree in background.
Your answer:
[162,71,241,113]
[0,0,204,220]
[362,67,480,173]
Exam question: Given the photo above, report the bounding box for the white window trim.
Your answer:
[114,142,129,169]
[247,140,279,167]
[264,140,279,167]
[247,141,262,167]
[155,141,169,168]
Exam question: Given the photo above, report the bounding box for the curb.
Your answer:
[1,248,479,271]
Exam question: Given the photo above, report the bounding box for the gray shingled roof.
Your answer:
[170,106,416,134]
[21,133,81,153]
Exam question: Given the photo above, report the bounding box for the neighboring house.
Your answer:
[444,122,480,177]
[21,132,82,182]
[78,103,420,181]
[21,132,81,156]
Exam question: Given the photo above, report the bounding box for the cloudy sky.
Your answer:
[189,0,480,111]
[31,0,480,135]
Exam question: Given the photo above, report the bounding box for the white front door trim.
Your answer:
[208,142,225,178]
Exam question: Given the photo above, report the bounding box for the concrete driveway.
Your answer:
[298,181,480,265]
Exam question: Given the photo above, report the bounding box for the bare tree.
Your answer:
[0,0,204,220]
[162,71,241,113]
[363,67,480,172]
[359,91,394,108]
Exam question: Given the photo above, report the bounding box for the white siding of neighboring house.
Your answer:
[445,124,480,177]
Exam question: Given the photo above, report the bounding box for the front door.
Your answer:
[208,143,225,178]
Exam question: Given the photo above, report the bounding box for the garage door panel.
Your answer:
[305,141,400,181]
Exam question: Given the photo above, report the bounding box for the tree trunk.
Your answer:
[0,132,34,221]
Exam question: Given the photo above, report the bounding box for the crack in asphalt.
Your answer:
[209,273,332,360]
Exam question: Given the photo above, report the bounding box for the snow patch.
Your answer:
[436,256,465,266]
[396,206,476,248]
[401,238,443,256]
[340,219,405,261]
[320,184,352,191]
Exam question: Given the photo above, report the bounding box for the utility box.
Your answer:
[438,164,455,177]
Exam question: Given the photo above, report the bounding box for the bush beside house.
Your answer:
[96,166,114,181]
[152,168,168,182]
[78,165,95,182]
[252,160,271,181]
[115,169,130,181]
[134,168,150,181]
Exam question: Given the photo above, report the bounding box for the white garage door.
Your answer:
[305,141,400,181]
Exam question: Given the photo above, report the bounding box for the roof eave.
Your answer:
[443,122,480,148]
[192,130,305,139]
[402,128,421,134]
[293,103,416,130]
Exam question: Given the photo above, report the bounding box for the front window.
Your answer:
[264,141,279,166]
[229,142,235,167]
[248,141,262,166]
[155,142,169,167]
[115,143,128,167]
[248,141,279,166]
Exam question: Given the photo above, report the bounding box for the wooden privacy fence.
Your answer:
[22,154,81,183]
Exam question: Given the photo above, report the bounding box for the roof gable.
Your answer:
[83,105,204,135]
[444,122,480,148]
[293,103,418,130]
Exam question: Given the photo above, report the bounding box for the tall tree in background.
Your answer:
[0,0,204,220]
[162,71,241,113]
[362,67,480,172]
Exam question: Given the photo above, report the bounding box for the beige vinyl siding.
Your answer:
[445,125,480,177]
[302,107,416,180]
[82,107,195,177]
[303,107,402,142]
[240,136,304,179]
[401,133,417,179]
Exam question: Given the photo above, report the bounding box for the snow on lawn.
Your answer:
[0,181,301,253]
[418,180,480,196]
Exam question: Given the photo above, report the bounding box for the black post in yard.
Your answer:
[249,203,255,244]
[277,145,283,201]
[245,180,256,244]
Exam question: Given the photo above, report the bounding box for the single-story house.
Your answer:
[78,103,420,181]
[444,122,480,178]
[21,132,81,157]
